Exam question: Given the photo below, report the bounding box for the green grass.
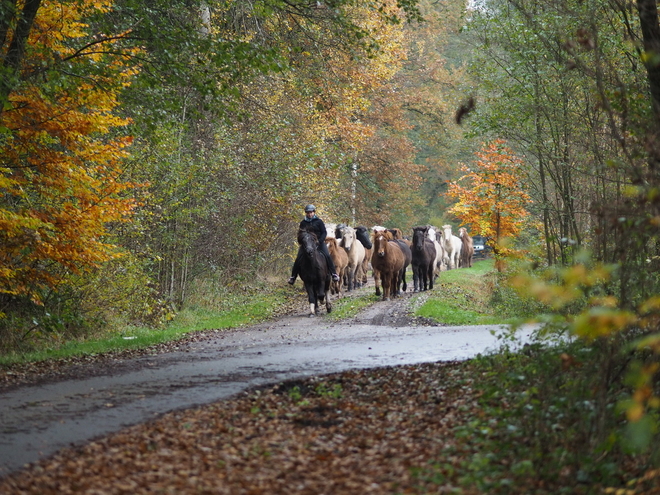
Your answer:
[414,258,522,326]
[327,292,379,320]
[0,287,289,367]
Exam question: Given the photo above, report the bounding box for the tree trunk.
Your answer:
[0,0,42,112]
[637,0,660,174]
[637,0,660,128]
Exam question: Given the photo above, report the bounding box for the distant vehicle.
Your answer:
[472,235,491,258]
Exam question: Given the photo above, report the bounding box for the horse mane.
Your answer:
[298,227,318,244]
[388,228,404,240]
[458,227,473,246]
[374,229,394,241]
[325,236,339,251]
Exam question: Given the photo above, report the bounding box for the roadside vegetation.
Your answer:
[0,257,513,367]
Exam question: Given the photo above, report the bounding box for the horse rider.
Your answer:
[288,204,341,285]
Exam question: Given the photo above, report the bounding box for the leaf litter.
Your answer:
[0,361,480,494]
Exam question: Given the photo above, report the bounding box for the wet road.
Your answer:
[0,310,537,477]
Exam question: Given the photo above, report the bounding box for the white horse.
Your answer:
[325,223,337,240]
[441,224,463,270]
[339,225,366,291]
[427,226,446,276]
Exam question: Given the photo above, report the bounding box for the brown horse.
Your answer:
[458,227,474,268]
[371,230,407,301]
[326,237,348,295]
[370,226,387,296]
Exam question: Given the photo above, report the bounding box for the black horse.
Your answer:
[411,226,437,292]
[297,228,332,316]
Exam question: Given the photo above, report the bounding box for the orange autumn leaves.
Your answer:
[0,0,139,305]
[446,139,533,258]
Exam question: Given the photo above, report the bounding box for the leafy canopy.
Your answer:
[0,0,140,305]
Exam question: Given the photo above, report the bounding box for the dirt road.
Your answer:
[0,289,536,477]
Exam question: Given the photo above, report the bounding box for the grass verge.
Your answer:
[415,258,522,325]
[0,285,293,367]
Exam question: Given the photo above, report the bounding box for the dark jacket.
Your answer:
[299,216,327,246]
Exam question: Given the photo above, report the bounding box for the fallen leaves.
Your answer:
[0,362,479,494]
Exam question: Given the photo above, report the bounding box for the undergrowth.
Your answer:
[415,337,659,494]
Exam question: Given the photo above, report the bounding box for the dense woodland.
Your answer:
[1,0,660,421]
[0,0,471,338]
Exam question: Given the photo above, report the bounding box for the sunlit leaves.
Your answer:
[0,0,140,305]
[446,139,533,259]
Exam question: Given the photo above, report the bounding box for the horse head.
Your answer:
[355,225,372,249]
[442,224,453,243]
[298,228,318,257]
[412,226,428,251]
[340,226,355,250]
[325,223,337,240]
[373,231,389,258]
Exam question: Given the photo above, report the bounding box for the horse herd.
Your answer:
[294,222,476,316]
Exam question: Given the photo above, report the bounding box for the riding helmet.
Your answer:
[304,204,316,212]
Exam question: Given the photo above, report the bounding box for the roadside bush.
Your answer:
[0,251,170,354]
[441,336,657,494]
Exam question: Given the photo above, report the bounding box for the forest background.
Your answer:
[1,0,660,418]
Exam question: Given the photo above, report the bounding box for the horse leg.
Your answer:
[374,268,382,296]
[306,287,316,317]
[412,265,420,292]
[382,272,391,301]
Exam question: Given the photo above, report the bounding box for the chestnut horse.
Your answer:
[370,226,387,296]
[326,236,348,295]
[371,230,408,301]
[297,228,332,316]
[411,226,437,291]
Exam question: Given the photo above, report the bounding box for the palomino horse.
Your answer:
[427,226,446,277]
[326,236,348,295]
[297,228,332,316]
[339,225,365,291]
[371,230,407,301]
[458,227,474,268]
[441,224,463,270]
[411,226,437,291]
